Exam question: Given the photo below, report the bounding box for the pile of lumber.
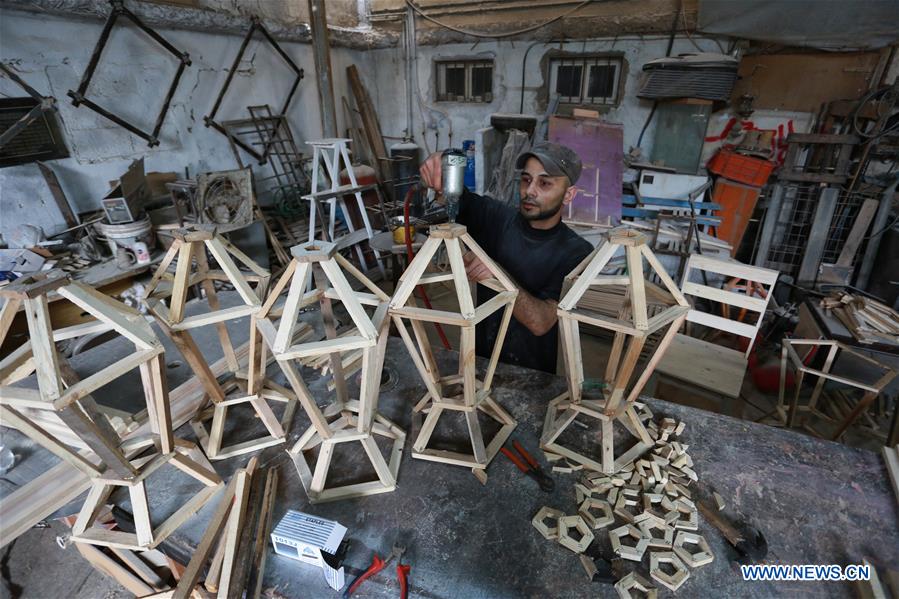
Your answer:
[821,292,899,345]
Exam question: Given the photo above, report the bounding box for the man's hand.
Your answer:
[419,151,443,192]
[463,251,491,282]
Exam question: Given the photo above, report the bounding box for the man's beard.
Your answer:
[520,196,564,221]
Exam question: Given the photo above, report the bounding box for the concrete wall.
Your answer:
[365,35,726,159]
[0,8,373,239]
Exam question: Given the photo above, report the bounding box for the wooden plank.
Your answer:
[682,281,768,313]
[169,305,258,331]
[389,237,442,309]
[655,334,747,398]
[347,64,389,183]
[689,254,779,286]
[75,543,155,596]
[218,468,253,598]
[390,305,468,326]
[57,283,157,350]
[835,198,879,267]
[169,241,195,324]
[0,405,102,477]
[205,237,260,307]
[622,250,648,335]
[172,478,238,599]
[685,310,758,339]
[319,259,378,339]
[445,237,475,318]
[24,296,62,399]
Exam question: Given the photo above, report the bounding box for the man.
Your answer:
[419,142,593,373]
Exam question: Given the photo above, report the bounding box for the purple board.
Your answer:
[549,116,623,225]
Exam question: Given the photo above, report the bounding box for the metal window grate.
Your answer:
[436,60,493,103]
[550,56,622,106]
[758,184,881,278]
[821,189,878,264]
[0,97,68,167]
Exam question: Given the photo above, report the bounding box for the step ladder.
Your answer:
[304,138,385,277]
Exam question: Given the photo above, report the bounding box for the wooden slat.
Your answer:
[682,281,768,312]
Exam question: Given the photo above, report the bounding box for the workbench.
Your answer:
[1,293,897,598]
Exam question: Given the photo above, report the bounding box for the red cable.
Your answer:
[403,185,451,350]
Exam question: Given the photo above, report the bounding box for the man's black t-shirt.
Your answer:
[456,188,593,373]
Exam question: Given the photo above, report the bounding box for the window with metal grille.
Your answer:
[0,98,69,168]
[436,60,493,103]
[549,57,622,106]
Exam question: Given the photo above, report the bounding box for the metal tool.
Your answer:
[692,482,768,564]
[697,500,768,564]
[500,440,555,492]
[397,555,411,599]
[441,148,467,222]
[343,542,406,598]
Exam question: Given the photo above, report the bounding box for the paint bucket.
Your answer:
[94,215,155,265]
[390,216,415,244]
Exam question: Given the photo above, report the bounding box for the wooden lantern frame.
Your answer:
[389,223,518,470]
[542,228,690,473]
[143,226,297,460]
[257,240,405,503]
[0,272,222,550]
[777,338,897,438]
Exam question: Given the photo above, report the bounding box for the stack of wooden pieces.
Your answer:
[821,292,899,345]
[531,404,714,595]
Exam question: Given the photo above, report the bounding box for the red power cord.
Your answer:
[403,185,451,350]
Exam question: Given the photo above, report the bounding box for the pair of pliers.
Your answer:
[343,543,410,598]
[501,440,555,492]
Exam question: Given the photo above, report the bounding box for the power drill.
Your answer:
[441,148,467,223]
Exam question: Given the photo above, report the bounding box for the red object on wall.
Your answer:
[712,178,762,256]
[707,148,775,187]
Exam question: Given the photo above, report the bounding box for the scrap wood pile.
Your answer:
[533,404,713,595]
[820,292,899,345]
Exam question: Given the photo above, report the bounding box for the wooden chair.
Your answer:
[653,254,779,408]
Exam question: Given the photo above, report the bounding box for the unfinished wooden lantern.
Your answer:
[389,223,518,470]
[256,240,405,503]
[542,228,690,474]
[0,272,222,550]
[143,225,298,460]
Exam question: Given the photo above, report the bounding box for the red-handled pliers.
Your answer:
[343,543,406,598]
[500,440,555,492]
[397,559,411,599]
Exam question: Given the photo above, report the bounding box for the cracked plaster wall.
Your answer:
[0,7,377,239]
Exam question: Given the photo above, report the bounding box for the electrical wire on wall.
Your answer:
[405,4,452,154]
[404,0,595,40]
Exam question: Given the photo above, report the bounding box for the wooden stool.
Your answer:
[256,240,405,503]
[143,226,297,460]
[0,272,222,550]
[542,228,690,473]
[389,223,519,470]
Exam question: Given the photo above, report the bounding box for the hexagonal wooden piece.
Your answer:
[649,551,690,591]
[531,506,564,540]
[614,571,658,599]
[579,498,614,529]
[673,531,714,567]
[609,524,650,562]
[557,515,594,554]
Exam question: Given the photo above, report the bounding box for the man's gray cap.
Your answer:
[515,142,582,184]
